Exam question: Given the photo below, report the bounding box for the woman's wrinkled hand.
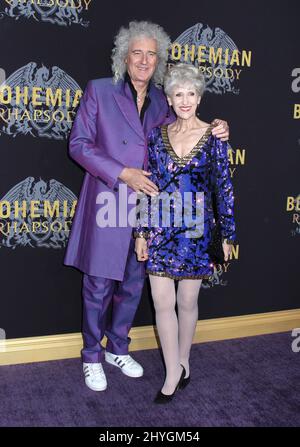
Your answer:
[135,238,149,261]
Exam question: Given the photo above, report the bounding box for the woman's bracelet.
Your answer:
[133,230,149,240]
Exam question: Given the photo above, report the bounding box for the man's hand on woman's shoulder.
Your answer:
[211,119,229,141]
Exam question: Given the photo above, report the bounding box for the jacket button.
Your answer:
[122,140,128,145]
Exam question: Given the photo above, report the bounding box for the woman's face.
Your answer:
[167,83,201,120]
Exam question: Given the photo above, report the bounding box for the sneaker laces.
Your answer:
[89,363,105,379]
[120,355,136,368]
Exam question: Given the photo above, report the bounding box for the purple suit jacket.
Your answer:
[64,77,173,280]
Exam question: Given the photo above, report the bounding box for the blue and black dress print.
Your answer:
[136,124,237,280]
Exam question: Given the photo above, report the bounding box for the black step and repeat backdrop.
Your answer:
[0,0,299,340]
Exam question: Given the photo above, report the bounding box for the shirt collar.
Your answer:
[125,72,151,98]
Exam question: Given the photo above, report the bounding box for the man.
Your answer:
[64,21,229,391]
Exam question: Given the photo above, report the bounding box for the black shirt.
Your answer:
[125,72,151,124]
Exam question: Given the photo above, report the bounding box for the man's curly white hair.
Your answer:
[111,21,171,87]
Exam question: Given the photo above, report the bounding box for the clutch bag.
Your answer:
[207,221,225,265]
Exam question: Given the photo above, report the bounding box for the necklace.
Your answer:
[136,88,147,104]
[137,94,146,104]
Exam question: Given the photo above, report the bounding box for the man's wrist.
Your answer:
[119,167,129,181]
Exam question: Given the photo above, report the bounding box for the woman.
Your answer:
[135,63,237,404]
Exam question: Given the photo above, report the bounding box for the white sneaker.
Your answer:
[105,352,144,378]
[83,362,107,391]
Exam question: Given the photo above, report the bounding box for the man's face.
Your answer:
[125,37,158,85]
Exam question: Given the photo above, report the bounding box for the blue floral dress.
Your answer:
[136,124,237,280]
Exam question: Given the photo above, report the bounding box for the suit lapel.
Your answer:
[112,79,170,140]
[143,83,169,137]
[143,84,158,137]
[112,81,145,140]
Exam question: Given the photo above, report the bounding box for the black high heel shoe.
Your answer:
[179,375,190,390]
[154,365,186,404]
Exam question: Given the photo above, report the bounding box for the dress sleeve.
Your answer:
[134,127,159,239]
[133,190,150,239]
[211,136,237,245]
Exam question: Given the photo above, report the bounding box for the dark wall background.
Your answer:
[0,0,299,339]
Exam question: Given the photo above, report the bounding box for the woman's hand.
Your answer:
[222,240,233,262]
[211,119,229,141]
[135,238,149,261]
